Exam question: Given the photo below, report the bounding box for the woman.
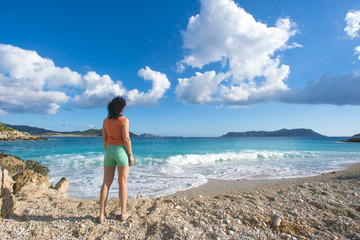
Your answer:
[99,96,134,223]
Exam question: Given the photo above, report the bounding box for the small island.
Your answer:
[221,128,325,138]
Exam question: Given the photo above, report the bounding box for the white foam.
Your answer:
[166,150,320,166]
[43,150,360,199]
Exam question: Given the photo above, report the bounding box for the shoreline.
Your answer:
[168,164,358,199]
[170,163,360,198]
[1,163,359,239]
[39,135,101,138]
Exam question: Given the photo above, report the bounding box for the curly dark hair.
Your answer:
[107,97,126,119]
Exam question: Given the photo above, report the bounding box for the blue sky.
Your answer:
[1,0,360,137]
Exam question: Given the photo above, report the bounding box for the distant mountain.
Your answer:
[4,123,139,138]
[61,129,103,137]
[353,133,360,138]
[139,133,162,138]
[5,124,56,134]
[221,128,325,137]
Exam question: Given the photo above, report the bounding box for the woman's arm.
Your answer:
[102,127,108,151]
[122,118,134,166]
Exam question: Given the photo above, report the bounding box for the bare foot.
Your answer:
[98,215,106,223]
[120,212,131,223]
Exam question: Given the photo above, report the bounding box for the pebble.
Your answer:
[280,233,292,239]
[273,216,282,227]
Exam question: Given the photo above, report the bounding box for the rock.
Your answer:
[55,177,69,192]
[280,233,292,239]
[0,130,47,141]
[13,169,50,193]
[0,152,26,176]
[25,159,50,177]
[0,165,16,218]
[1,188,16,218]
[273,215,282,227]
[0,166,14,194]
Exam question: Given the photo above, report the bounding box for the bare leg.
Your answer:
[117,165,130,218]
[99,166,116,221]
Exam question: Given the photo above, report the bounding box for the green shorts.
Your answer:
[104,145,129,167]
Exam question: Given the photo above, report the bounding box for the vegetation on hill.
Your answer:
[0,122,15,132]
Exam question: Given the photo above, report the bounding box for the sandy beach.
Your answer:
[0,162,359,239]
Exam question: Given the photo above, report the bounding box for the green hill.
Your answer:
[0,122,15,132]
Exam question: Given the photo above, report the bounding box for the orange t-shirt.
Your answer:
[103,116,127,145]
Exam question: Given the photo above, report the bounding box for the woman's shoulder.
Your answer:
[120,116,128,122]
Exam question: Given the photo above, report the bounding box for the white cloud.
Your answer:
[72,71,127,108]
[0,44,75,114]
[176,71,225,104]
[74,66,170,108]
[354,45,360,60]
[127,66,171,106]
[0,44,170,114]
[176,0,299,106]
[345,10,360,38]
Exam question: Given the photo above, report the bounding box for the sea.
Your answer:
[1,136,359,199]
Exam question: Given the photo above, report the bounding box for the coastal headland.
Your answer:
[0,122,47,141]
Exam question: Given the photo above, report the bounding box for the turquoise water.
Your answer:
[1,136,359,199]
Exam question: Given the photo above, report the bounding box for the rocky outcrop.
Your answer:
[0,130,47,141]
[25,160,50,177]
[54,177,69,192]
[0,165,14,193]
[0,153,50,177]
[0,188,16,218]
[13,169,52,194]
[0,154,67,218]
[0,153,26,176]
[1,165,16,218]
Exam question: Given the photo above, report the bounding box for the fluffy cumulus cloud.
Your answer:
[176,71,226,104]
[0,44,79,114]
[126,67,171,106]
[345,10,360,60]
[345,10,360,39]
[176,0,299,106]
[72,71,127,109]
[0,44,170,114]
